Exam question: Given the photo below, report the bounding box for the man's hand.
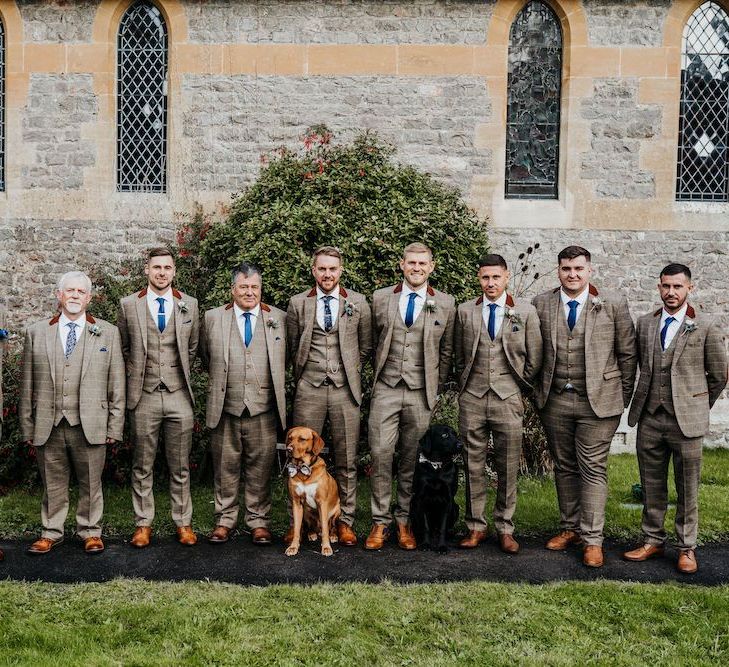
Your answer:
[105,438,117,445]
[22,440,33,447]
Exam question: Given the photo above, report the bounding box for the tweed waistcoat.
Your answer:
[645,326,677,416]
[553,305,587,394]
[53,331,86,427]
[465,318,520,399]
[379,308,426,390]
[143,306,185,393]
[301,318,346,388]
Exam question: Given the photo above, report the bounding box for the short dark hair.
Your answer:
[660,263,691,281]
[477,254,508,270]
[558,245,591,263]
[147,246,175,262]
[230,262,262,285]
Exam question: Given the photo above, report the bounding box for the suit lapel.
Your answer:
[262,306,279,374]
[173,295,183,352]
[646,311,661,373]
[136,293,148,353]
[222,306,233,366]
[549,290,559,353]
[81,326,93,379]
[672,306,695,365]
[45,321,58,385]
[470,300,482,359]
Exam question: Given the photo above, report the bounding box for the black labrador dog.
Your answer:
[409,424,461,552]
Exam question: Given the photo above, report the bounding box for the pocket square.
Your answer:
[100,347,108,352]
[434,321,441,326]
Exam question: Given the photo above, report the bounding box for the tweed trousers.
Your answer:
[130,388,194,527]
[637,408,703,550]
[540,389,620,546]
[368,380,431,525]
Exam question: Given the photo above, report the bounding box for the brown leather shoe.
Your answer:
[336,521,358,546]
[677,549,698,574]
[27,537,64,555]
[623,543,664,562]
[84,536,105,554]
[282,525,295,545]
[498,533,520,554]
[364,524,390,550]
[208,525,231,544]
[545,530,582,551]
[396,523,417,551]
[177,526,197,546]
[583,545,604,568]
[251,527,272,545]
[130,526,152,548]
[459,530,489,549]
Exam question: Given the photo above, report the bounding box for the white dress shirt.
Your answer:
[147,287,173,330]
[399,283,428,325]
[560,285,590,325]
[233,303,260,343]
[316,287,340,331]
[58,312,86,350]
[660,303,687,351]
[482,291,507,336]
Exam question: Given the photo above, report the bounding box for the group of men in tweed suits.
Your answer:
[5,242,727,573]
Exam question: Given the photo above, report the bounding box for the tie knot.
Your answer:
[67,322,77,330]
[408,292,418,302]
[568,300,579,310]
[322,295,333,303]
[665,316,676,325]
[488,303,497,313]
[242,312,251,320]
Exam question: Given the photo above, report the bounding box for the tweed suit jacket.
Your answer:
[286,285,372,405]
[532,284,637,418]
[117,287,199,409]
[0,303,6,425]
[628,304,727,438]
[371,283,455,409]
[455,293,543,395]
[19,313,126,446]
[200,302,286,430]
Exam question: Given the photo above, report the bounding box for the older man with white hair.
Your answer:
[19,271,125,555]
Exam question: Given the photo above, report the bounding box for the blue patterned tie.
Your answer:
[65,322,77,359]
[488,303,497,341]
[323,295,334,332]
[156,297,166,333]
[661,316,676,351]
[567,300,579,331]
[405,292,417,328]
[243,312,253,347]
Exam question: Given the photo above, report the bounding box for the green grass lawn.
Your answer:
[2,450,729,543]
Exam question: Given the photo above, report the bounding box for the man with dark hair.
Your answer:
[532,246,637,568]
[624,263,726,573]
[286,246,371,546]
[455,254,542,553]
[200,263,286,545]
[118,247,200,548]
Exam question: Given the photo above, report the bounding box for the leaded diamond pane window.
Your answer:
[676,1,729,202]
[0,19,5,192]
[505,1,563,199]
[117,1,168,193]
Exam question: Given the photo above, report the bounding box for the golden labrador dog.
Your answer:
[284,426,341,557]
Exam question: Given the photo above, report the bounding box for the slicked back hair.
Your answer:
[478,254,508,270]
[660,263,692,281]
[558,245,591,263]
[57,271,93,294]
[231,262,263,286]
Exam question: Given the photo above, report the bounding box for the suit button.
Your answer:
[405,344,410,348]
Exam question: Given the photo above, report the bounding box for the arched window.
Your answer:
[0,17,5,192]
[117,1,168,193]
[505,1,563,199]
[676,1,729,201]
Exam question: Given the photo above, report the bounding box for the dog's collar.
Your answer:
[286,456,318,478]
[418,453,444,470]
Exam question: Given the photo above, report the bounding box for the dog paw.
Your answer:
[307,532,318,542]
[330,534,338,544]
[285,545,300,557]
[321,545,334,557]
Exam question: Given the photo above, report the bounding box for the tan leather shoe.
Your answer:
[336,521,358,546]
[623,543,664,562]
[282,525,295,545]
[84,537,105,554]
[396,523,417,551]
[208,525,231,544]
[545,530,582,551]
[677,549,698,574]
[459,530,489,549]
[498,533,520,554]
[177,526,197,546]
[364,524,390,550]
[27,537,64,555]
[130,526,152,548]
[251,527,272,545]
[583,545,604,568]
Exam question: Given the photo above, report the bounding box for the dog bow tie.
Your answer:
[418,454,443,470]
[287,463,312,478]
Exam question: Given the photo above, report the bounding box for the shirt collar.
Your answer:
[234,303,261,319]
[483,292,507,309]
[661,303,687,326]
[560,285,590,306]
[147,288,173,305]
[402,282,428,300]
[316,287,339,302]
[59,312,86,332]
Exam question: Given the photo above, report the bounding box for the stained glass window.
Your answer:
[505,1,563,199]
[676,1,729,202]
[117,1,168,193]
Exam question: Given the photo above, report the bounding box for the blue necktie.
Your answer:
[661,316,676,351]
[487,303,497,341]
[323,295,334,332]
[243,312,253,347]
[156,297,166,332]
[405,292,417,328]
[65,322,77,359]
[567,300,579,331]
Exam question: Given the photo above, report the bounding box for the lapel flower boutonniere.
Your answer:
[342,300,356,317]
[267,318,279,330]
[505,309,524,332]
[424,299,437,314]
[681,319,697,336]
[88,324,101,337]
[590,296,604,313]
[0,328,9,341]
[177,300,189,314]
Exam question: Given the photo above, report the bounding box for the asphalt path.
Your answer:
[2,534,728,586]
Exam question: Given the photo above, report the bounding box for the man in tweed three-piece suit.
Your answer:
[623,263,727,574]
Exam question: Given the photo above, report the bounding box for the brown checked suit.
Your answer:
[455,294,542,534]
[532,284,637,546]
[628,304,727,550]
[0,303,6,442]
[200,302,286,531]
[287,286,372,525]
[117,288,199,528]
[368,283,455,526]
[19,313,125,540]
